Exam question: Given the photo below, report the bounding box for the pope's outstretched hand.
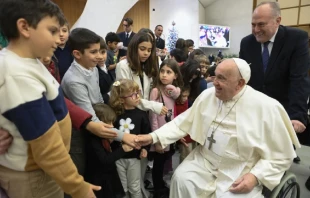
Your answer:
[135,134,153,146]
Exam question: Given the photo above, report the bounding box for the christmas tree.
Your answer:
[167,21,178,52]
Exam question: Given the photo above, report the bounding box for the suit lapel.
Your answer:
[264,26,285,78]
[129,32,135,40]
[102,71,110,84]
[121,32,125,40]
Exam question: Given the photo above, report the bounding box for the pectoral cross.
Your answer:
[207,132,216,150]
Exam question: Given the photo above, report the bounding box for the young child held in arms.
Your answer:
[0,0,99,197]
[85,103,133,198]
[109,79,151,198]
[149,59,183,197]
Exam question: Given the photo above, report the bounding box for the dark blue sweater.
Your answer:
[54,44,73,80]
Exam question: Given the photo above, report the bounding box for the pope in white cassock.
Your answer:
[136,58,300,198]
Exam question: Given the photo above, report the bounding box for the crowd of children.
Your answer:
[0,0,224,198]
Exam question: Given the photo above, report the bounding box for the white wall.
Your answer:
[203,0,253,55]
[199,1,206,24]
[150,0,199,50]
[72,0,137,38]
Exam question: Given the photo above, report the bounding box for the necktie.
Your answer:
[262,41,270,72]
[126,33,129,39]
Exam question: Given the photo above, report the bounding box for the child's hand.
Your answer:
[160,106,168,115]
[123,133,141,149]
[140,148,148,158]
[86,184,101,198]
[122,144,134,152]
[164,85,181,99]
[155,143,164,154]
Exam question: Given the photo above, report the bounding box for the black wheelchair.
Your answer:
[262,172,300,198]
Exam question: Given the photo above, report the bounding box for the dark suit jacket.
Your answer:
[156,37,165,49]
[239,25,310,125]
[97,66,114,104]
[117,31,136,58]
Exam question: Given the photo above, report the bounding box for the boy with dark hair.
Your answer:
[62,30,135,196]
[185,39,194,53]
[61,28,129,160]
[105,32,120,79]
[0,0,99,197]
[62,28,104,122]
[98,37,115,103]
[170,48,187,66]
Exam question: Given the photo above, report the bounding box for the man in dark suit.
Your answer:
[239,2,309,163]
[117,18,135,59]
[154,25,165,49]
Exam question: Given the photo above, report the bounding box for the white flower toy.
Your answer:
[119,118,135,133]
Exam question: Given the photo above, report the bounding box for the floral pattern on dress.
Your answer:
[119,118,135,133]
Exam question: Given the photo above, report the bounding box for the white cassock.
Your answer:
[150,85,300,198]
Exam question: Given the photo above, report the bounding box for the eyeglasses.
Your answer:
[122,90,141,99]
[123,24,129,27]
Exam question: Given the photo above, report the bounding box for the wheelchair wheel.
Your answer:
[267,172,300,198]
[277,181,300,198]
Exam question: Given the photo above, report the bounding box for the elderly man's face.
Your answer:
[252,5,281,43]
[213,60,242,101]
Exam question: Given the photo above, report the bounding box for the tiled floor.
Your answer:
[146,146,310,198]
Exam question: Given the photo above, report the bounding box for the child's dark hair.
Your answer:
[207,65,217,77]
[105,32,120,44]
[175,38,188,59]
[109,79,140,116]
[93,103,117,124]
[0,0,66,41]
[99,37,107,50]
[175,38,186,50]
[127,32,157,78]
[153,59,183,99]
[67,28,101,54]
[185,39,194,47]
[170,48,187,63]
[188,49,205,60]
[181,59,201,101]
